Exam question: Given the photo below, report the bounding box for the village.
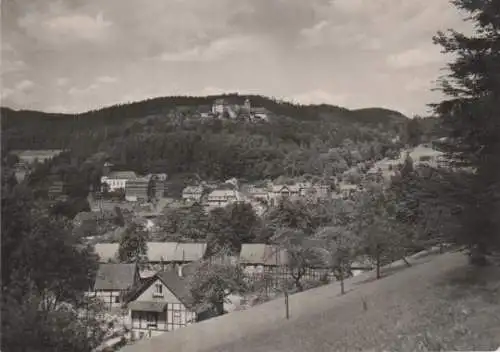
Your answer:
[5,101,452,350]
[25,138,443,349]
[4,0,500,349]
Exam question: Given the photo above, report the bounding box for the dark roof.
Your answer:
[127,270,194,309]
[94,263,138,291]
[239,244,289,266]
[156,271,193,308]
[180,262,199,277]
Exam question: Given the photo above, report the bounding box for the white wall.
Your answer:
[101,177,127,192]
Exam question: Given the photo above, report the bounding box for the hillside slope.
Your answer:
[1,94,407,150]
[121,251,500,352]
[2,94,409,184]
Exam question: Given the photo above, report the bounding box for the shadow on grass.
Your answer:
[352,254,444,286]
[352,264,414,286]
[436,265,500,303]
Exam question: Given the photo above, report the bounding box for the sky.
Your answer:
[1,0,473,116]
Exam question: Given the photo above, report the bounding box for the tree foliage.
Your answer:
[431,0,500,262]
[315,199,360,294]
[206,202,260,255]
[271,228,327,292]
[117,222,148,263]
[1,177,104,352]
[187,261,248,316]
[352,186,412,278]
[3,94,406,187]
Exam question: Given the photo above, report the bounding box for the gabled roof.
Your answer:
[156,271,193,307]
[93,242,208,263]
[106,171,137,180]
[94,263,138,291]
[127,270,194,309]
[272,184,300,193]
[271,185,289,193]
[147,242,207,262]
[239,244,289,266]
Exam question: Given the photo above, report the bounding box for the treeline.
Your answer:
[2,94,413,214]
[2,93,408,154]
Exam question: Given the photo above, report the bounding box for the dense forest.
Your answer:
[2,93,411,179]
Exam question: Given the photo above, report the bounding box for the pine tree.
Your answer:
[432,0,500,263]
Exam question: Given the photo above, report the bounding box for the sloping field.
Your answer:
[121,251,500,352]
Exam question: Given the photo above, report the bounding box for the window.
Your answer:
[153,283,163,297]
[114,296,120,303]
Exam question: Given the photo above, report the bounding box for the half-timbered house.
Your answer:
[126,271,209,339]
[93,263,140,310]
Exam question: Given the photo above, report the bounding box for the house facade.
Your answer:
[182,186,204,203]
[11,149,64,165]
[239,243,335,288]
[206,189,240,209]
[243,186,270,203]
[211,99,228,116]
[126,271,199,339]
[93,263,140,310]
[101,171,138,192]
[268,184,302,206]
[48,180,65,200]
[125,177,151,202]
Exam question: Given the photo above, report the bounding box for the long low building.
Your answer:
[94,242,207,266]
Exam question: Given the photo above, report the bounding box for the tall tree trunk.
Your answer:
[376,248,381,279]
[340,266,345,295]
[215,297,225,316]
[340,269,345,295]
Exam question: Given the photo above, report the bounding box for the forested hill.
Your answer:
[1,93,407,148]
[2,93,410,187]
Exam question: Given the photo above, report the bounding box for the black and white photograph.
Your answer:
[1,0,500,351]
